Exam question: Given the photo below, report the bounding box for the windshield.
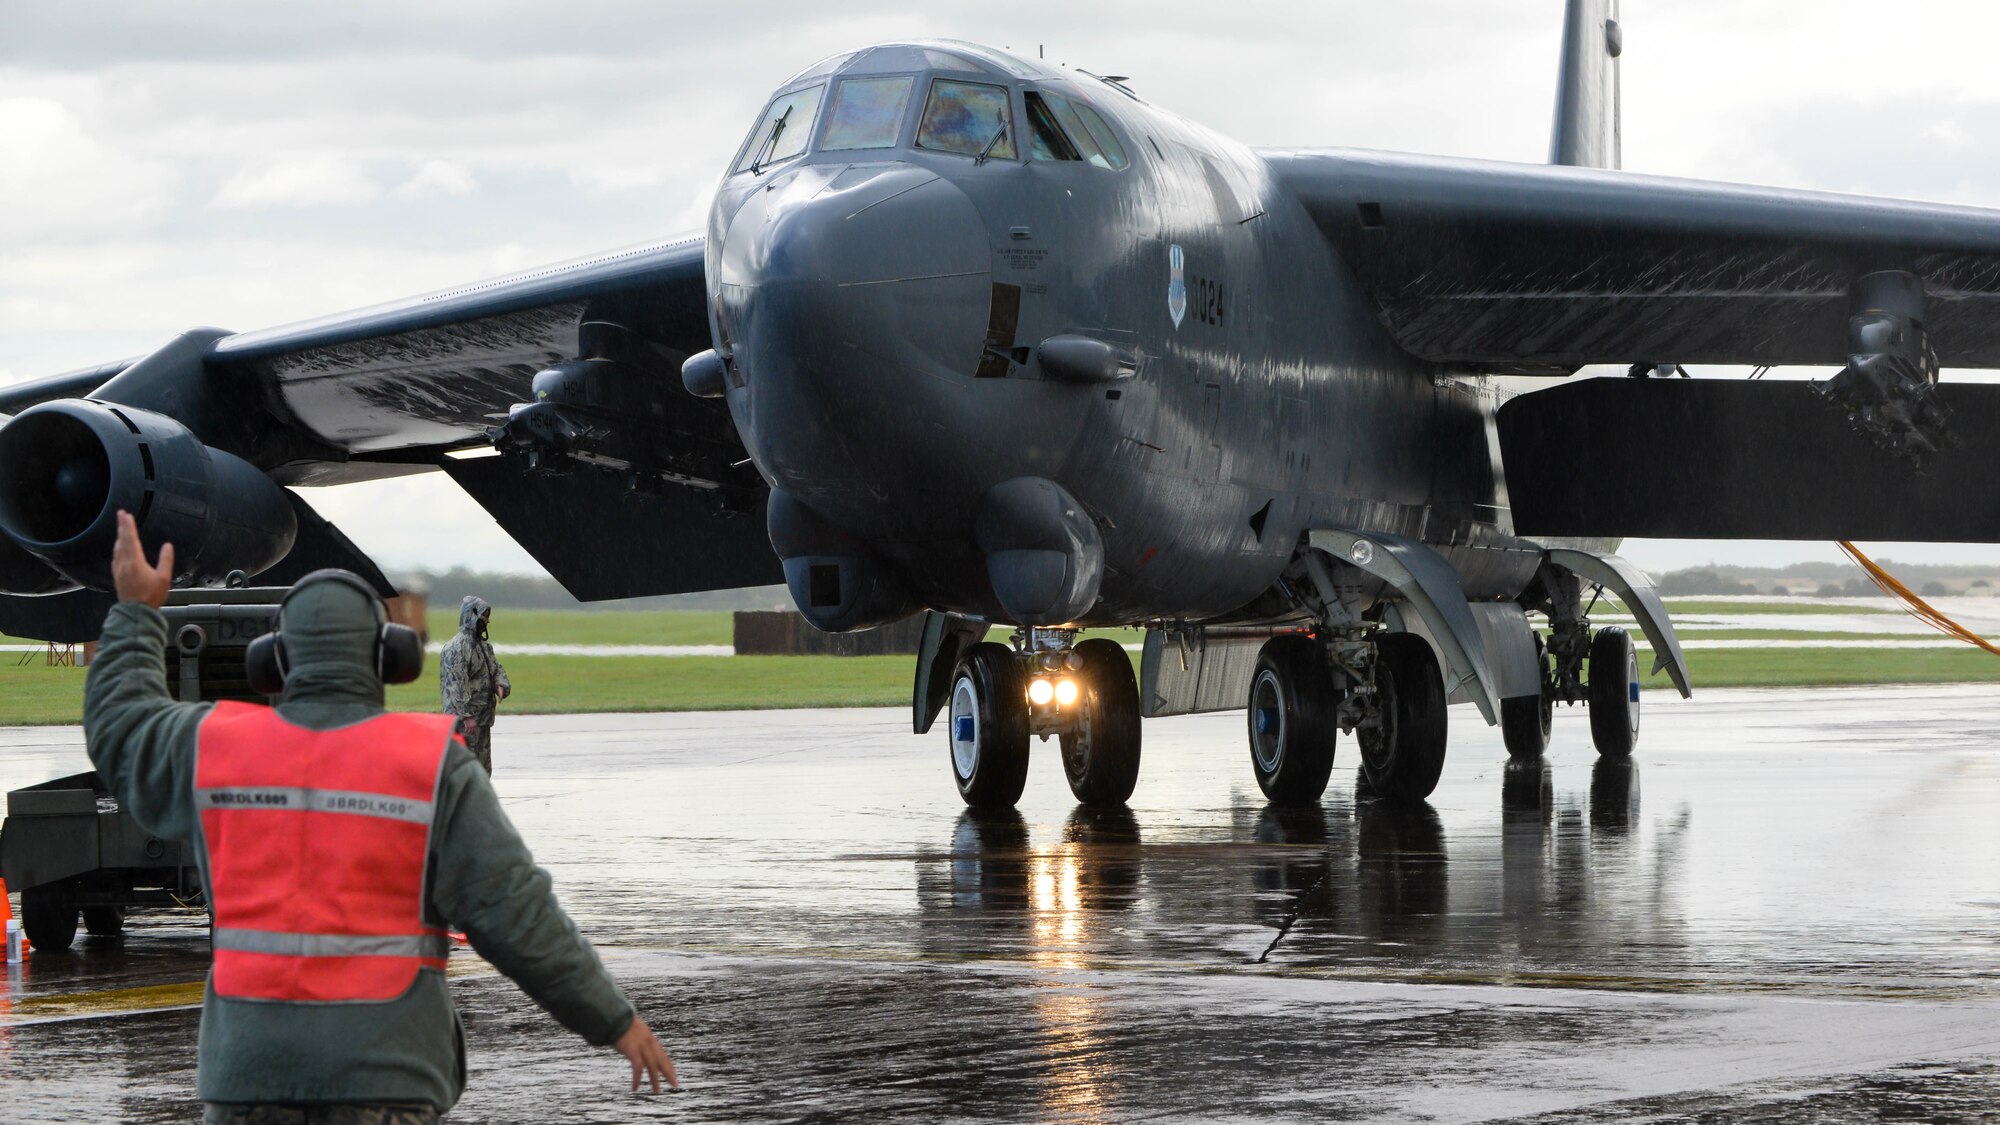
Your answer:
[1026,94,1078,161]
[822,76,915,151]
[1039,92,1128,170]
[916,79,1016,160]
[733,85,825,174]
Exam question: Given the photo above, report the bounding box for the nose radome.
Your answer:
[716,165,991,388]
[715,165,992,491]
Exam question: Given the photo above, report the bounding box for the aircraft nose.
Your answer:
[710,165,991,482]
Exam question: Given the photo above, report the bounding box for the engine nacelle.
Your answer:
[0,400,297,591]
[0,535,78,596]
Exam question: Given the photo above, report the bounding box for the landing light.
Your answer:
[1054,678,1080,706]
[1028,678,1055,706]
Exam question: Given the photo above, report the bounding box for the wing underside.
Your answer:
[1263,147,2000,370]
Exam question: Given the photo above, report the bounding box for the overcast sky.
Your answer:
[7,1,2000,580]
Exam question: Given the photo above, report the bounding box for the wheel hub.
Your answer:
[949,677,980,779]
[1250,670,1286,772]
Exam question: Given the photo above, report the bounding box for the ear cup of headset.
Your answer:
[246,632,288,697]
[378,623,425,685]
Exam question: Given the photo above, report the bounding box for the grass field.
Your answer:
[421,609,735,647]
[2,602,1993,726]
[1639,646,2000,688]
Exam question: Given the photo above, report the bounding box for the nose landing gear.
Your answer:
[944,628,1143,808]
[948,642,1030,807]
[1059,638,1143,806]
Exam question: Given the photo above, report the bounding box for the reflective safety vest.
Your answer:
[194,702,458,1003]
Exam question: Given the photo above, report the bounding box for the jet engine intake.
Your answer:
[0,399,297,590]
[766,489,918,633]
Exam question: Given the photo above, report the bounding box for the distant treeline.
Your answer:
[1658,563,1996,598]
[399,560,1998,612]
[395,568,790,612]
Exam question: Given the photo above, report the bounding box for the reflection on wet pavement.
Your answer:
[4,684,2000,1121]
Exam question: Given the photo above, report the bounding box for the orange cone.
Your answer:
[0,877,11,924]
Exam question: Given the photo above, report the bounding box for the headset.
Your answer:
[246,569,425,697]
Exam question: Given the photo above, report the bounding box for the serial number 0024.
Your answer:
[1190,274,1225,327]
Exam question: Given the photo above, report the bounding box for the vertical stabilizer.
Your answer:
[1549,0,1622,169]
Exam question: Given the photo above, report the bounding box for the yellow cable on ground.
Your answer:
[1836,541,2000,657]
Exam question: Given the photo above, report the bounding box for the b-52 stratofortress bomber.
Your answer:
[6,1,2000,808]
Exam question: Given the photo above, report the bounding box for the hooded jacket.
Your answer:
[83,584,632,1110]
[439,595,510,725]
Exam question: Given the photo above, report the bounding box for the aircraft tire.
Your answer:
[1060,638,1143,806]
[1587,626,1640,758]
[1358,632,1449,802]
[1246,635,1338,806]
[22,882,78,953]
[948,642,1031,808]
[1499,634,1554,760]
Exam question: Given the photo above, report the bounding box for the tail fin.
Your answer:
[1549,0,1622,169]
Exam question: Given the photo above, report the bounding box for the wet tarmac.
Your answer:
[3,685,2000,1122]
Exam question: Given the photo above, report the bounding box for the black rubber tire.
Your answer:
[22,883,77,953]
[1358,633,1449,802]
[82,906,125,937]
[1499,633,1554,761]
[1060,638,1143,806]
[1587,626,1641,758]
[947,642,1031,808]
[1246,635,1338,806]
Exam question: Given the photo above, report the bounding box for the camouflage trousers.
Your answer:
[203,1104,439,1125]
[449,712,495,774]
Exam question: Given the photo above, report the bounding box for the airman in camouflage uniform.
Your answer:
[439,596,510,773]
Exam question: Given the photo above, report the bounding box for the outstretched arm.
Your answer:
[83,512,210,840]
[428,747,676,1090]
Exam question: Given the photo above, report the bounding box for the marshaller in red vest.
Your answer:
[83,511,676,1122]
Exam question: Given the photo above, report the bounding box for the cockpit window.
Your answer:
[916,80,1017,161]
[732,84,825,174]
[1025,94,1080,162]
[923,48,990,73]
[1040,92,1129,171]
[821,76,915,151]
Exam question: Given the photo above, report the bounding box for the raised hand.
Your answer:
[111,510,174,608]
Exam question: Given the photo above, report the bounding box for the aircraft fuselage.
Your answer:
[706,42,1583,630]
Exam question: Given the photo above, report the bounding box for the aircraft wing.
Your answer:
[1263,147,2000,543]
[0,233,784,614]
[1261,147,2000,369]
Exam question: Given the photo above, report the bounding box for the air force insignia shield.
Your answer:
[1167,243,1187,329]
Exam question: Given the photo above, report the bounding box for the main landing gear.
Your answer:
[1504,566,1643,760]
[946,628,1141,808]
[1246,627,1451,807]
